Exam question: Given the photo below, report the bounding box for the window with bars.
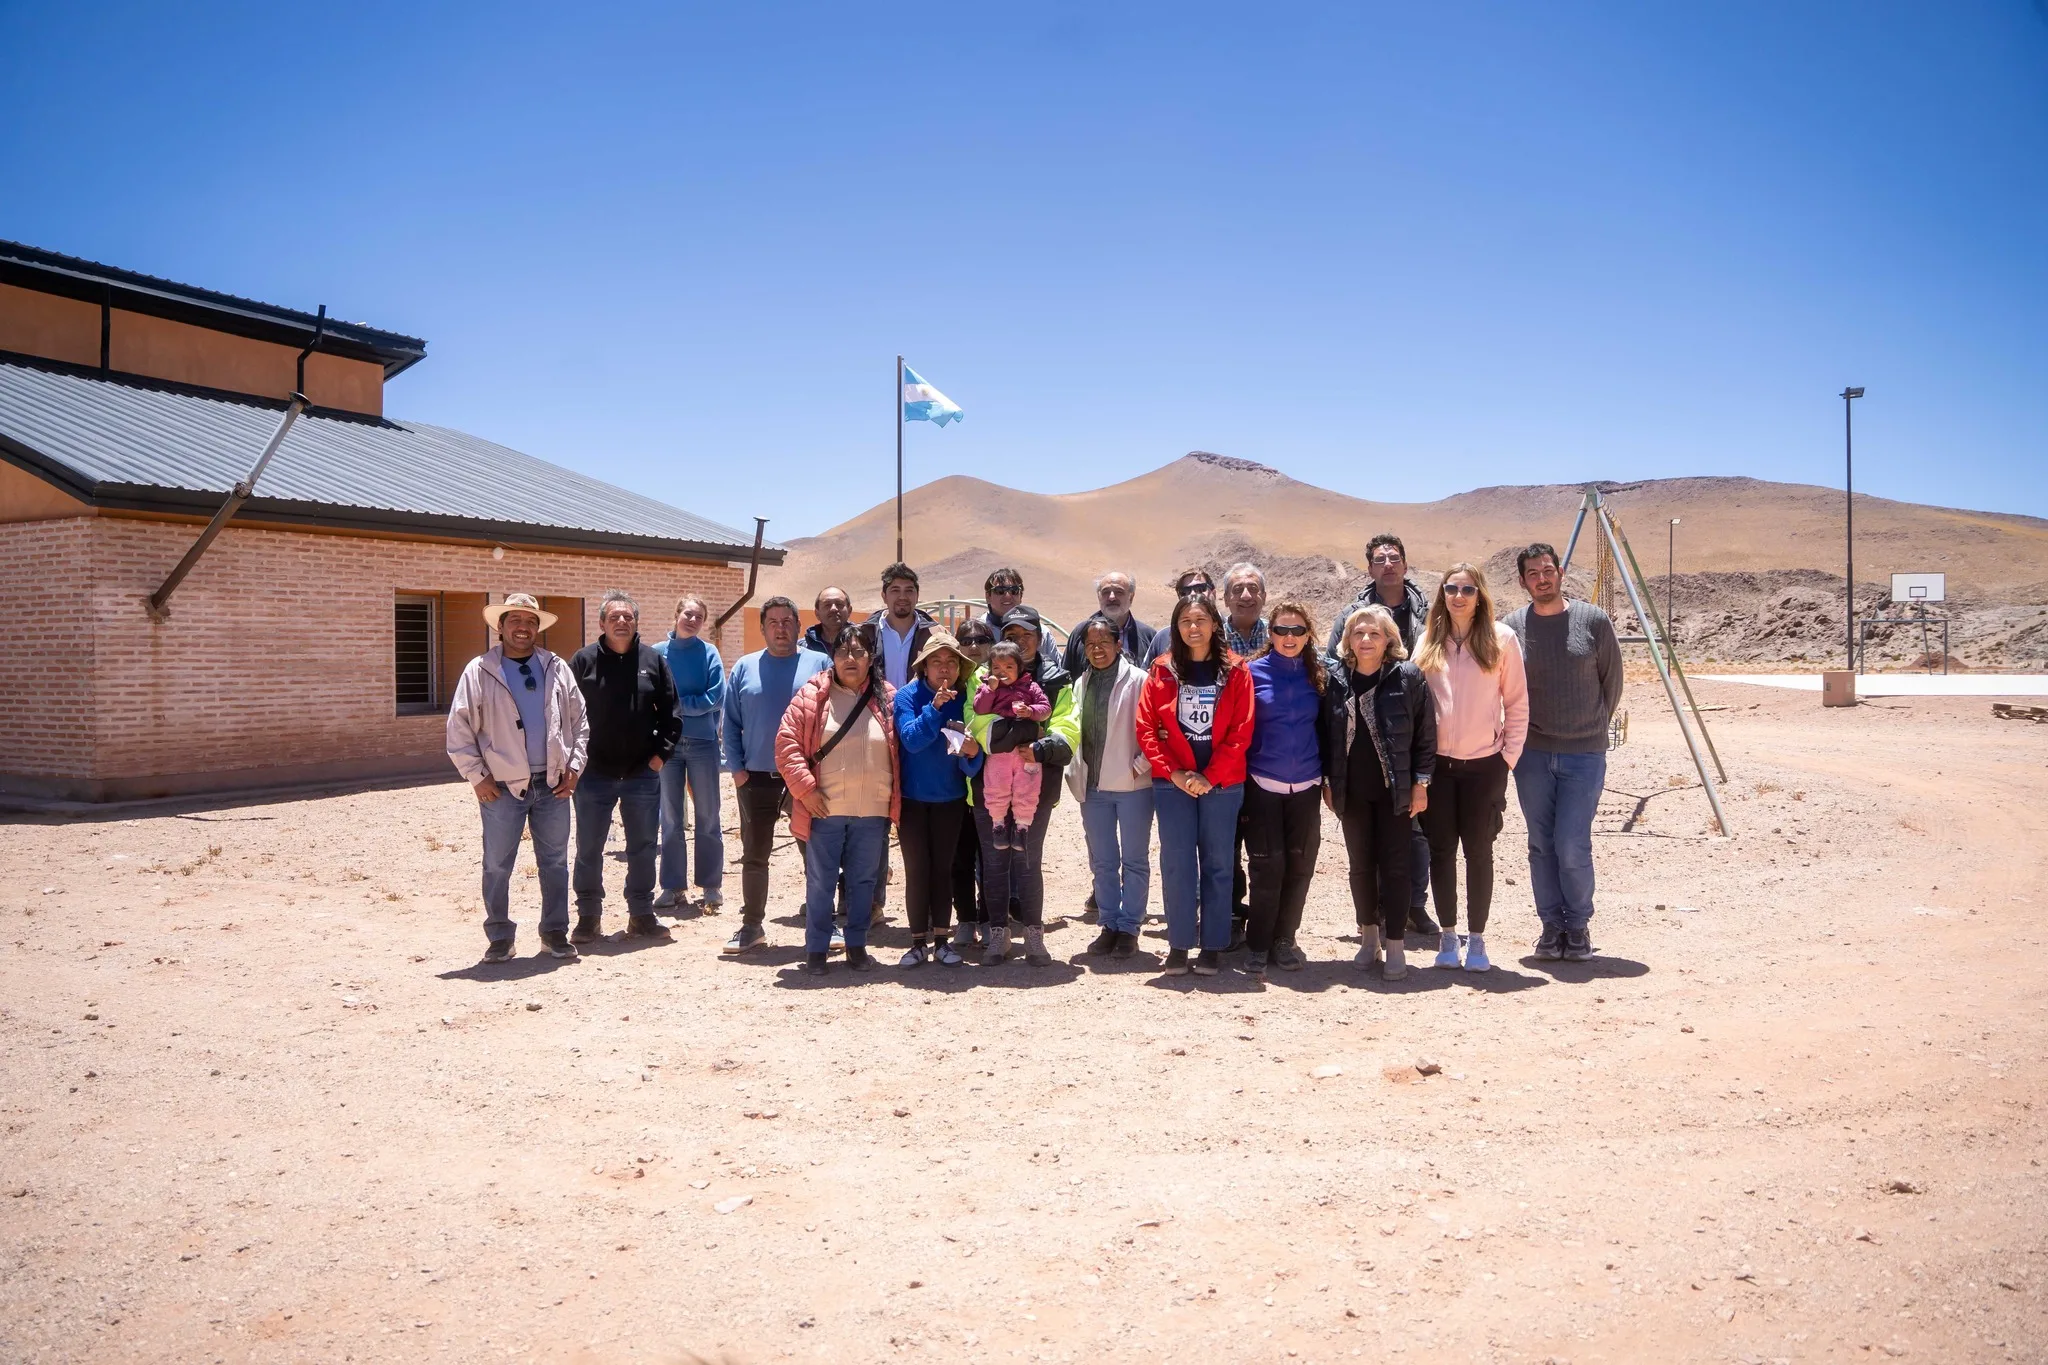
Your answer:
[394,594,440,713]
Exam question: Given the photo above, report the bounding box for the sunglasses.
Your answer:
[1443,584,1479,599]
[1269,623,1310,638]
[1179,583,1214,596]
[515,658,537,691]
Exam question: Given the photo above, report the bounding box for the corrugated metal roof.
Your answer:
[0,358,780,559]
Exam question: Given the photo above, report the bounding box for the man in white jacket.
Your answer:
[446,594,591,963]
[1068,616,1156,959]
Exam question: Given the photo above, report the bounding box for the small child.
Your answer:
[973,641,1052,848]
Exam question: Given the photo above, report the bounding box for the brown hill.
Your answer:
[761,453,2048,665]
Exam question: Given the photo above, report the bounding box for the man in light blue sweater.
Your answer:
[719,596,829,953]
[656,594,728,913]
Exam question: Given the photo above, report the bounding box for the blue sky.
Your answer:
[3,2,2044,536]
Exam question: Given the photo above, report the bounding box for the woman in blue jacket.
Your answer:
[893,631,985,967]
[1241,601,1336,978]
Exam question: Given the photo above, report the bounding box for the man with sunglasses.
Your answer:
[570,590,682,945]
[1328,534,1441,940]
[447,593,590,964]
[1503,543,1622,962]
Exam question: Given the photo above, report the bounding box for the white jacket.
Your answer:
[445,647,590,797]
[1065,656,1153,800]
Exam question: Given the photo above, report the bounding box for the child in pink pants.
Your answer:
[974,642,1052,848]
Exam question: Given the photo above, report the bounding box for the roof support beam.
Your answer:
[144,392,307,621]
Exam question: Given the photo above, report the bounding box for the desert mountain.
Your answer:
[763,454,2048,653]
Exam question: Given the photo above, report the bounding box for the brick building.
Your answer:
[0,242,783,802]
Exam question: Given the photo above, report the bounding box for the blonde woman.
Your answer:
[1326,604,1436,980]
[1412,565,1528,972]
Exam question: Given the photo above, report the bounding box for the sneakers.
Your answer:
[935,938,964,967]
[973,922,990,948]
[1353,926,1382,970]
[984,926,1009,965]
[483,938,514,964]
[803,952,828,976]
[626,914,672,940]
[722,922,766,954]
[1563,928,1594,961]
[991,821,1012,851]
[652,888,681,910]
[1244,950,1269,979]
[847,946,875,972]
[1533,926,1565,960]
[899,942,931,968]
[539,930,578,960]
[1023,925,1051,966]
[1383,941,1409,981]
[953,922,978,953]
[1227,919,1248,953]
[1272,942,1307,972]
[1433,930,1462,969]
[1463,933,1493,972]
[1086,929,1118,955]
[1192,949,1221,977]
[570,914,600,945]
[1111,932,1139,959]
[829,926,846,954]
[702,889,724,912]
[1161,948,1191,976]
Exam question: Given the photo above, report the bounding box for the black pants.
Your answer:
[973,793,1054,927]
[1340,794,1412,941]
[1243,783,1322,954]
[734,770,788,924]
[898,798,965,940]
[951,808,984,924]
[1421,752,1510,934]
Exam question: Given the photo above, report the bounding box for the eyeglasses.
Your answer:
[1269,624,1310,638]
[1442,584,1479,599]
[515,659,537,691]
[1370,553,1405,567]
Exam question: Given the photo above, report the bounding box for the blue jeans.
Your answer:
[1152,778,1245,952]
[804,816,890,954]
[659,737,725,895]
[1080,787,1154,934]
[573,766,661,918]
[1513,748,1607,933]
[478,773,573,942]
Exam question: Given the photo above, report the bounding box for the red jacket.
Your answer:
[1137,653,1255,788]
[775,671,901,840]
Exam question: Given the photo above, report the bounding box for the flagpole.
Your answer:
[895,353,905,563]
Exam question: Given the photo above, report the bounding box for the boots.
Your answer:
[985,922,1009,964]
[1352,925,1381,970]
[1383,939,1408,981]
[1023,924,1051,966]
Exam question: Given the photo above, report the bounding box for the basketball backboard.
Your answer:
[1890,572,1945,603]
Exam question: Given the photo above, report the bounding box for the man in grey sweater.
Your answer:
[1502,543,1624,962]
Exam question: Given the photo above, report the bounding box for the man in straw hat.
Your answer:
[446,593,590,963]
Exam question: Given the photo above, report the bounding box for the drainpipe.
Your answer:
[144,393,311,622]
[296,304,327,396]
[712,518,771,641]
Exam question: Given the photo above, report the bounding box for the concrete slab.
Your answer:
[1697,673,2048,697]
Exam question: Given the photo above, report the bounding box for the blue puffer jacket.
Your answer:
[894,674,986,804]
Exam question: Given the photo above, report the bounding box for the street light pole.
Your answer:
[1667,517,1680,643]
[1841,387,1864,670]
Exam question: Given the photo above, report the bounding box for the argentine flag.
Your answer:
[903,364,964,427]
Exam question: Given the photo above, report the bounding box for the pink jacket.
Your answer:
[774,671,901,840]
[1423,623,1529,767]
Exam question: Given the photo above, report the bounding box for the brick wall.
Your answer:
[0,516,746,791]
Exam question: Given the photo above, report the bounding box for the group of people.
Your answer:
[444,536,1622,980]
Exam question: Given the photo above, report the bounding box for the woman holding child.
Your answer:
[776,628,900,976]
[893,630,984,968]
[1138,593,1255,977]
[1412,564,1526,974]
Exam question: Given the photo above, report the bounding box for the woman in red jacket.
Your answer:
[1137,593,1255,977]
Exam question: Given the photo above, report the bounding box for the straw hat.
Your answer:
[482,592,558,632]
[910,629,973,678]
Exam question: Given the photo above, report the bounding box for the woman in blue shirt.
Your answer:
[892,631,985,966]
[1241,602,1335,978]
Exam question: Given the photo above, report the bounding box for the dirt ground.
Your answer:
[4,677,2045,1364]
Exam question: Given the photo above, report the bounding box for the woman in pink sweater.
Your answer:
[1412,563,1528,972]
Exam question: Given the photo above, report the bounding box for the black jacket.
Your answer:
[570,636,681,778]
[1326,578,1432,659]
[1322,659,1436,816]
